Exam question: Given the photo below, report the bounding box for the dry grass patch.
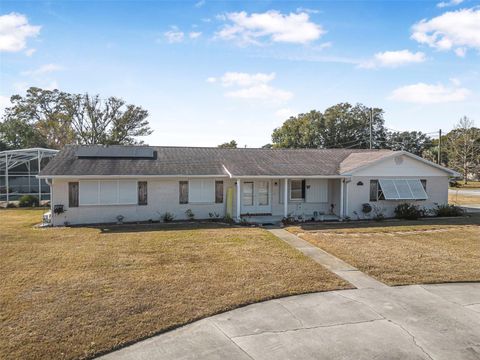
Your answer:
[287,215,480,286]
[449,192,480,205]
[0,209,348,360]
[450,180,480,189]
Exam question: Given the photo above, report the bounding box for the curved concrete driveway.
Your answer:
[100,283,480,360]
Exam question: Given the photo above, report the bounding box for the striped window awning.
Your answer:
[378,179,428,200]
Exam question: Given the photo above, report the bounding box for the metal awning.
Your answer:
[378,179,428,200]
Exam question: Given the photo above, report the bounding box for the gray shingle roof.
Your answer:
[339,150,394,174]
[39,145,394,177]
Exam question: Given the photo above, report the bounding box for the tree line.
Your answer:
[219,103,480,183]
[1,88,478,183]
[0,87,152,150]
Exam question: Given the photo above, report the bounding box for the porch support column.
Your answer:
[236,179,241,221]
[339,179,344,220]
[344,180,349,218]
[283,178,288,218]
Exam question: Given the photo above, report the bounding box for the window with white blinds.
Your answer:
[188,179,215,203]
[79,180,138,205]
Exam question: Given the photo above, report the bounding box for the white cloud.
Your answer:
[296,7,320,14]
[195,0,205,8]
[208,72,293,103]
[437,0,463,8]
[21,63,63,76]
[217,72,276,87]
[450,77,461,86]
[226,84,293,101]
[25,48,36,56]
[454,47,467,57]
[0,12,41,52]
[411,8,480,56]
[275,108,296,119]
[389,82,470,104]
[189,31,202,39]
[359,50,426,68]
[216,10,325,45]
[164,26,184,43]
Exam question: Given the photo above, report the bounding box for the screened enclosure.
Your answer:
[0,148,58,203]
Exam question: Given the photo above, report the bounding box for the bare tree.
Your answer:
[446,116,480,184]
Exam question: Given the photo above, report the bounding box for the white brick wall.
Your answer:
[346,176,449,219]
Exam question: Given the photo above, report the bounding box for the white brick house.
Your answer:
[38,145,459,226]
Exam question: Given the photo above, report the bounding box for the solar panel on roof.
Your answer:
[76,147,154,158]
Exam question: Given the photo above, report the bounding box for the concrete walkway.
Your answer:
[268,228,387,289]
[100,283,480,360]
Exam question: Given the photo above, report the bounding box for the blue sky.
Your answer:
[1,0,479,147]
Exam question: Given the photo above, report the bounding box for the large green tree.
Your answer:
[271,103,386,149]
[217,140,238,148]
[0,87,153,150]
[386,131,433,156]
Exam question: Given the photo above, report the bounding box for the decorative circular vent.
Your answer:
[394,156,404,165]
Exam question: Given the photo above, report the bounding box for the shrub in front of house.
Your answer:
[394,203,423,220]
[185,209,195,220]
[18,195,39,208]
[434,204,464,217]
[161,212,175,222]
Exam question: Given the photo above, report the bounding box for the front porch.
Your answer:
[232,177,347,223]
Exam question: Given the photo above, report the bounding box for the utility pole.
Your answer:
[438,129,442,165]
[369,108,373,149]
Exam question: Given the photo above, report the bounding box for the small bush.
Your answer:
[185,208,195,220]
[209,212,220,219]
[161,212,175,222]
[394,203,423,220]
[362,203,372,214]
[434,204,464,217]
[449,180,460,188]
[18,195,39,208]
[6,202,18,208]
[372,204,385,221]
[281,216,295,225]
[223,214,234,224]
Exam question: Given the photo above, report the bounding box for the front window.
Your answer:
[258,181,269,206]
[369,180,385,202]
[290,179,304,200]
[179,181,188,204]
[215,181,223,203]
[243,182,254,206]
